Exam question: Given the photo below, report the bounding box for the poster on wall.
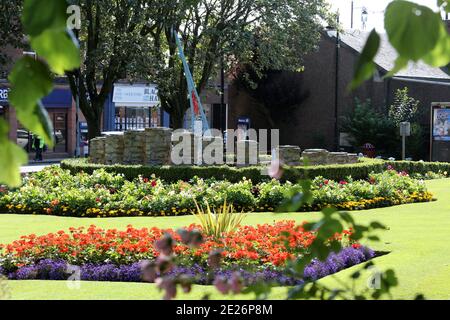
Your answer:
[433,108,450,141]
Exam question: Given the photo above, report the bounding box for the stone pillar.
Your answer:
[89,137,106,164]
[123,130,146,165]
[202,135,224,165]
[347,153,359,164]
[104,133,124,165]
[276,145,302,166]
[145,127,173,165]
[236,140,258,167]
[302,149,330,166]
[328,152,350,164]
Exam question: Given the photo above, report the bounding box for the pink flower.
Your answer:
[156,276,177,300]
[140,260,157,282]
[268,160,283,180]
[207,250,223,269]
[213,276,230,294]
[155,234,174,256]
[229,272,243,294]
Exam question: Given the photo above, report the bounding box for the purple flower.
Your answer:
[155,233,174,256]
[207,250,223,269]
[213,275,230,294]
[2,246,375,287]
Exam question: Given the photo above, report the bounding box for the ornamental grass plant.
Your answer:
[193,199,246,239]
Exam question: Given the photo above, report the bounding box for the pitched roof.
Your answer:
[336,30,450,81]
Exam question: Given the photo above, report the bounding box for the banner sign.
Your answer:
[433,108,450,141]
[113,84,160,107]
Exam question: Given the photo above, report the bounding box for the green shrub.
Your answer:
[61,158,386,183]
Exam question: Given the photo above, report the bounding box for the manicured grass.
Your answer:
[1,179,450,300]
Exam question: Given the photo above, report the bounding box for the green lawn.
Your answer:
[1,179,450,300]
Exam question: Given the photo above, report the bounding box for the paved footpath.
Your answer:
[20,161,61,174]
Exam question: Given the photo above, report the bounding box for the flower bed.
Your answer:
[0,167,432,217]
[0,222,375,286]
[3,246,375,286]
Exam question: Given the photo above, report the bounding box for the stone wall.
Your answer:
[145,127,173,165]
[277,145,301,166]
[301,149,359,166]
[104,133,124,165]
[89,131,359,167]
[89,137,106,164]
[123,130,146,165]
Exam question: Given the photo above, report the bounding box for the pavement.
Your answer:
[21,159,63,174]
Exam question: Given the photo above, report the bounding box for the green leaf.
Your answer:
[0,120,28,187]
[22,0,68,37]
[422,22,450,67]
[438,0,449,13]
[8,57,55,146]
[385,1,441,61]
[31,28,80,75]
[384,57,409,78]
[370,222,387,230]
[350,29,380,90]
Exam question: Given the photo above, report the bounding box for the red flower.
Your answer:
[151,180,157,187]
[2,221,354,269]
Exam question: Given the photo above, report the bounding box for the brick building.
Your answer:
[0,47,78,159]
[228,26,450,160]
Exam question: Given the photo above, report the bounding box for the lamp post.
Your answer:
[334,12,340,151]
[75,28,81,158]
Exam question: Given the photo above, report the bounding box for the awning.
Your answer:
[42,88,73,108]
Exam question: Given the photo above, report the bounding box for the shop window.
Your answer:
[17,112,68,153]
[115,107,160,131]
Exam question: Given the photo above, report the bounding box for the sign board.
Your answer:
[431,103,450,162]
[237,117,251,142]
[400,122,411,137]
[113,84,159,107]
[0,87,9,105]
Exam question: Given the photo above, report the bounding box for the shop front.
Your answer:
[0,84,75,158]
[103,83,169,132]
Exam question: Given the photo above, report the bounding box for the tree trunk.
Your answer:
[86,115,102,140]
[170,112,185,129]
[163,93,190,130]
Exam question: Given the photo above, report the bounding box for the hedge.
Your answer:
[385,160,450,176]
[60,158,388,183]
